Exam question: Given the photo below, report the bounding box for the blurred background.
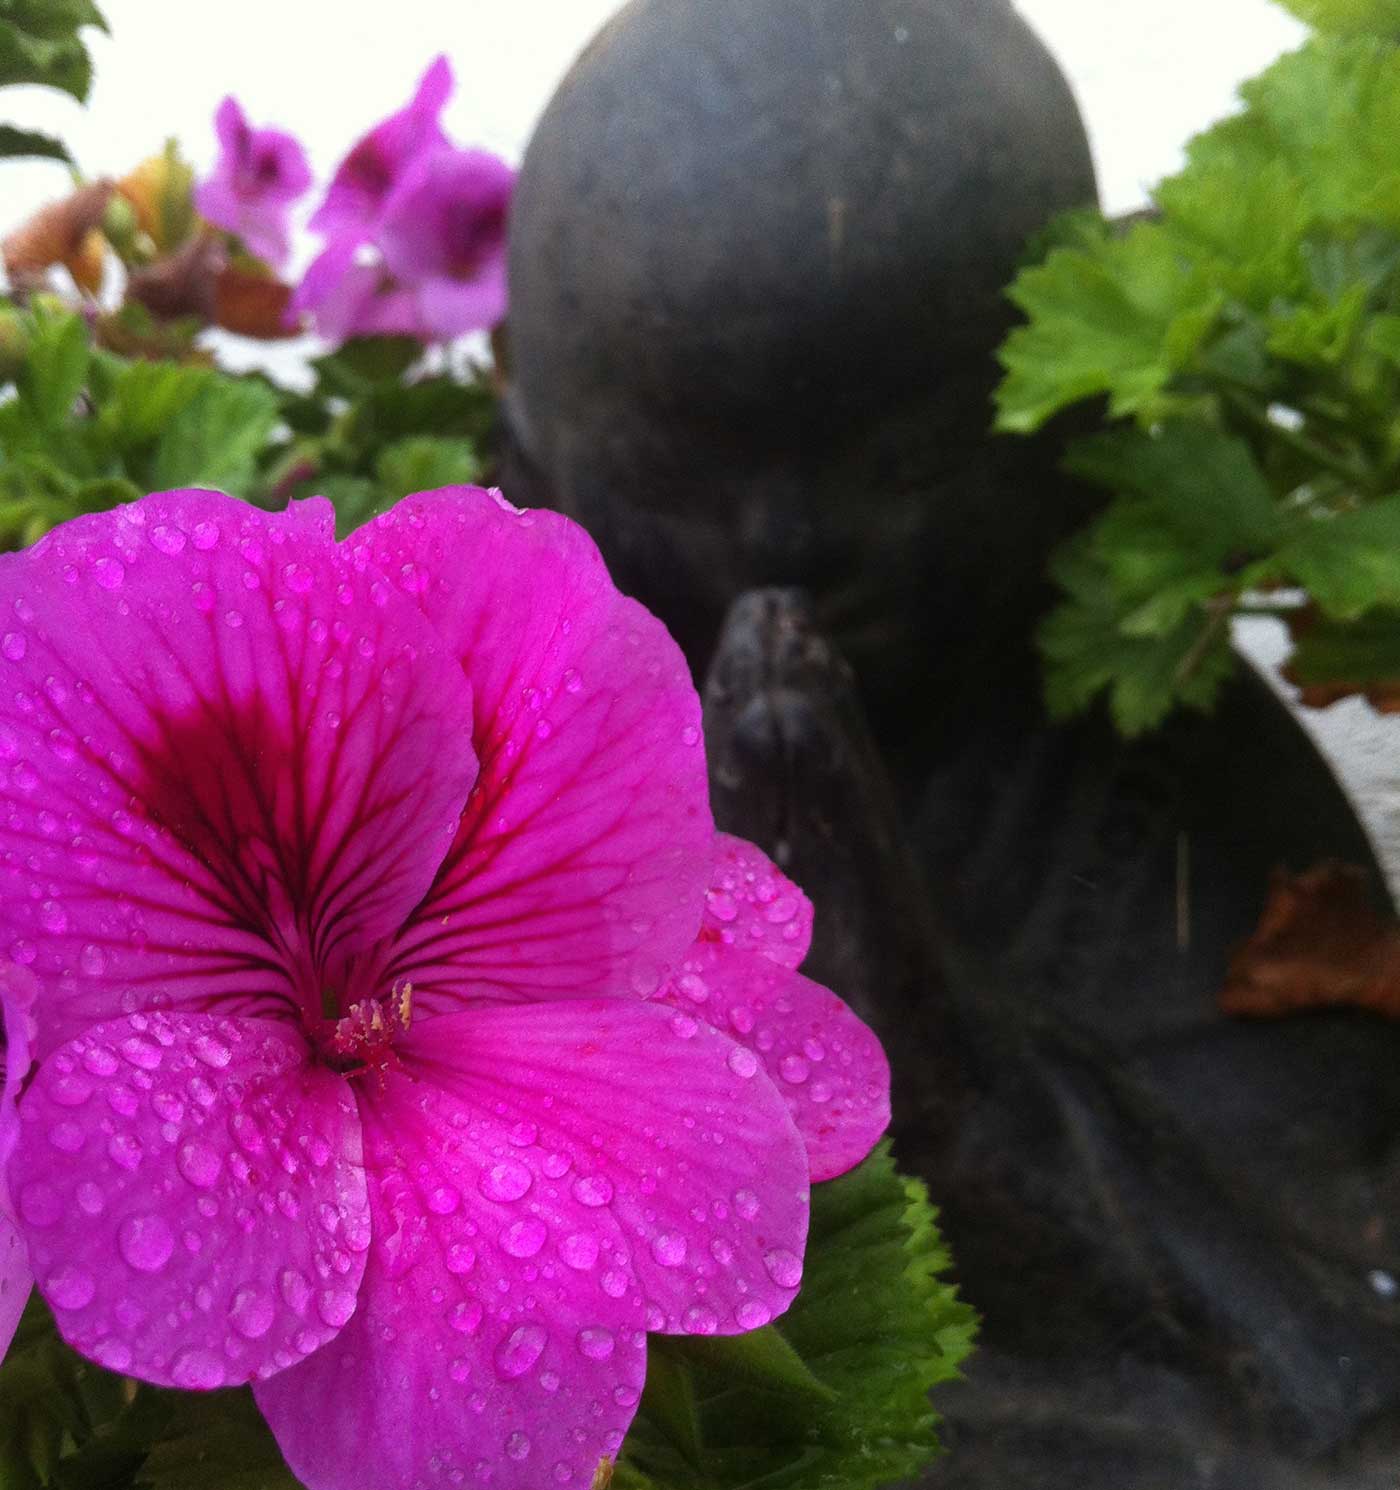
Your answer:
[19,0,1400,892]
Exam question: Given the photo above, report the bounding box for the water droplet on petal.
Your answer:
[779,1054,810,1085]
[171,1348,225,1389]
[650,1232,687,1268]
[119,1213,175,1273]
[505,1432,531,1461]
[450,1299,484,1335]
[494,1323,547,1379]
[735,1299,772,1329]
[576,1326,615,1360]
[317,1287,357,1329]
[93,557,125,591]
[46,1263,96,1310]
[571,1174,613,1208]
[479,1159,532,1203]
[763,1248,803,1289]
[500,1217,547,1258]
[1,633,25,662]
[178,1139,222,1189]
[559,1233,599,1270]
[727,1046,759,1079]
[230,1285,275,1340]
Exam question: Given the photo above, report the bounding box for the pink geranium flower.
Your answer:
[0,968,36,1360]
[194,97,312,269]
[0,487,888,1488]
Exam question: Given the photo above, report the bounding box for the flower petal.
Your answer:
[255,1023,649,1490]
[8,1012,367,1387]
[351,490,712,1009]
[0,1214,26,1362]
[657,941,891,1182]
[0,964,38,1360]
[0,490,478,1055]
[308,56,451,241]
[408,999,808,1336]
[702,833,814,970]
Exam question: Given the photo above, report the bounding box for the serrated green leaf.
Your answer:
[1040,530,1239,735]
[995,221,1222,434]
[617,1142,976,1490]
[148,378,280,495]
[0,0,107,41]
[1241,37,1400,231]
[14,307,88,429]
[0,123,69,161]
[1279,494,1400,617]
[1274,0,1400,36]
[375,435,482,498]
[0,21,92,98]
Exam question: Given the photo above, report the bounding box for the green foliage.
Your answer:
[614,1142,976,1490]
[0,1146,972,1490]
[996,15,1400,732]
[0,306,498,548]
[0,0,106,163]
[0,303,282,547]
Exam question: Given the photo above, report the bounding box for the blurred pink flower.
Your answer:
[194,97,311,269]
[0,486,889,1487]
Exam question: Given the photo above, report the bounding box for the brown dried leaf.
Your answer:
[2,181,112,278]
[1222,860,1400,1019]
[126,232,225,324]
[214,264,298,340]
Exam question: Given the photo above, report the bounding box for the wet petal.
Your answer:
[255,1032,647,1490]
[8,1012,367,1387]
[351,489,711,1010]
[701,834,813,970]
[0,964,37,1360]
[0,490,477,1056]
[656,941,891,1182]
[406,999,809,1337]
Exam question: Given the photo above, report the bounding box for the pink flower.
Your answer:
[308,55,452,244]
[376,146,514,338]
[194,97,312,269]
[0,968,36,1361]
[0,487,889,1487]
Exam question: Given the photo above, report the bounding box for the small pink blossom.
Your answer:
[0,487,889,1486]
[291,57,515,345]
[194,97,312,269]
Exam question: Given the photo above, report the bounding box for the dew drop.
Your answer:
[479,1159,532,1203]
[46,1263,96,1310]
[727,1046,759,1079]
[559,1233,600,1270]
[119,1213,175,1272]
[779,1054,810,1085]
[505,1432,531,1461]
[650,1232,687,1268]
[93,557,125,590]
[230,1285,275,1340]
[494,1323,547,1379]
[576,1326,615,1360]
[1,633,25,662]
[735,1298,773,1329]
[449,1299,484,1336]
[500,1217,547,1258]
[178,1139,223,1190]
[317,1287,357,1329]
[571,1174,613,1208]
[171,1348,225,1389]
[280,1268,312,1314]
[763,1248,803,1289]
[445,1241,477,1276]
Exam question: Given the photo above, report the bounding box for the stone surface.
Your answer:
[702,590,1400,1490]
[503,0,1099,717]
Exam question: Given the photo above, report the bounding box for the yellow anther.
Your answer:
[397,981,414,1030]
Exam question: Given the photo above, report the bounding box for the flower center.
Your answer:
[320,982,413,1080]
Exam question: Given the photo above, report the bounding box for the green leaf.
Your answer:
[313,336,423,395]
[375,435,482,498]
[995,220,1222,434]
[0,21,92,98]
[0,0,107,41]
[14,306,88,430]
[616,1142,976,1490]
[148,378,280,495]
[0,123,69,161]
[1274,0,1400,36]
[136,1392,302,1490]
[1040,529,1239,735]
[1286,606,1400,687]
[1279,494,1400,617]
[1239,37,1400,232]
[307,473,381,534]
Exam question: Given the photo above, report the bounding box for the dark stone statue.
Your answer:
[502,2,1400,1484]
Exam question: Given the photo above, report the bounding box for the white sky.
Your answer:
[7,0,1307,228]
